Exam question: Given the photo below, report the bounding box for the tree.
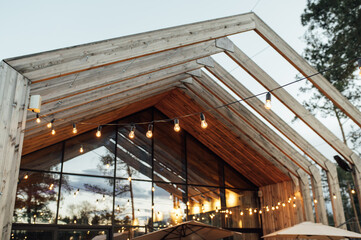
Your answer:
[300,0,361,152]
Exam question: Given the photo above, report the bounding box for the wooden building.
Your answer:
[1,12,361,240]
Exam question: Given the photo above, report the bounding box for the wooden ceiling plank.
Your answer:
[183,79,300,177]
[25,75,187,134]
[22,92,171,155]
[194,73,312,174]
[24,81,180,139]
[253,14,361,130]
[226,44,359,165]
[207,59,328,170]
[6,13,255,81]
[156,90,289,185]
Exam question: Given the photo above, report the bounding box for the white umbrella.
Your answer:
[92,231,129,240]
[132,221,241,240]
[262,221,361,240]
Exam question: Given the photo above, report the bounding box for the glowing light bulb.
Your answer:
[24,173,29,180]
[49,184,54,190]
[36,114,41,123]
[265,92,272,109]
[358,59,361,76]
[293,203,296,208]
[275,206,279,209]
[174,119,181,132]
[314,199,318,204]
[102,195,105,201]
[169,193,173,200]
[129,125,135,139]
[106,163,110,168]
[278,202,281,206]
[259,210,262,214]
[96,126,102,137]
[146,124,153,138]
[152,186,155,192]
[293,196,296,200]
[47,119,54,128]
[282,203,286,207]
[351,189,356,194]
[200,113,208,129]
[128,176,132,182]
[240,211,244,216]
[51,127,56,135]
[117,205,120,211]
[333,194,337,199]
[254,209,257,213]
[79,145,84,153]
[271,206,275,211]
[96,199,99,204]
[72,123,77,134]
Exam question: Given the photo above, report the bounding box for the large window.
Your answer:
[13,108,260,240]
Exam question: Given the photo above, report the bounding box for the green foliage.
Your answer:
[300,0,361,151]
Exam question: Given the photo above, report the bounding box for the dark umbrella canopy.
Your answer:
[132,221,241,240]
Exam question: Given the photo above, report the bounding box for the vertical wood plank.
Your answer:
[0,61,30,239]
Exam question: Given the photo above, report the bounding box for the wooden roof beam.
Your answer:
[6,13,256,81]
[252,14,361,130]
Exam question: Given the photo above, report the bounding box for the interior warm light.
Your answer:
[174,119,181,132]
[36,114,41,123]
[79,145,84,153]
[72,123,77,134]
[146,124,153,138]
[96,126,102,137]
[265,92,272,110]
[200,113,208,129]
[129,125,135,139]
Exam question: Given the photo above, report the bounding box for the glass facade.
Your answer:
[12,108,261,240]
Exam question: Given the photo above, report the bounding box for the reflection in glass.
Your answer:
[14,171,59,224]
[63,126,116,176]
[153,183,186,228]
[21,143,62,172]
[11,229,53,240]
[154,110,185,184]
[188,186,221,227]
[114,180,151,227]
[225,189,259,229]
[186,134,219,186]
[58,175,113,225]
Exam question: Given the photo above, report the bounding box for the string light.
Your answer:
[146,124,153,138]
[351,189,356,194]
[72,123,77,134]
[282,203,286,207]
[96,126,102,137]
[333,193,337,199]
[169,193,173,200]
[36,114,41,123]
[293,202,296,208]
[102,195,105,201]
[200,113,208,129]
[49,184,54,190]
[79,145,84,153]
[174,119,181,132]
[117,205,120,211]
[51,126,56,135]
[358,58,361,76]
[240,211,244,216]
[314,199,318,204]
[265,92,272,110]
[24,173,29,180]
[152,186,155,192]
[128,176,132,182]
[47,119,54,129]
[129,125,135,139]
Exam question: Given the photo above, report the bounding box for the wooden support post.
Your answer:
[351,154,361,215]
[0,61,30,239]
[289,174,304,223]
[309,165,328,224]
[325,160,346,229]
[297,169,314,222]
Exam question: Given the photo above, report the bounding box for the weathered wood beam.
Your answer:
[252,14,361,130]
[25,74,188,137]
[26,60,202,123]
[297,169,314,222]
[29,41,222,104]
[0,61,30,240]
[182,80,299,177]
[207,59,329,170]
[6,14,255,81]
[309,165,328,224]
[195,72,312,174]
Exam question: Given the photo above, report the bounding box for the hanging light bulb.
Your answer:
[200,113,208,129]
[169,193,173,200]
[36,114,41,123]
[47,119,54,128]
[96,126,102,137]
[152,186,155,192]
[49,184,54,190]
[24,173,29,180]
[72,123,77,134]
[102,195,105,201]
[282,203,286,207]
[293,203,296,208]
[314,199,318,204]
[146,124,153,138]
[96,199,99,204]
[117,205,120,211]
[351,189,356,194]
[79,145,84,153]
[358,58,361,76]
[128,176,132,182]
[106,162,110,168]
[259,210,262,214]
[333,193,337,199]
[174,119,181,132]
[51,126,56,135]
[240,211,244,216]
[265,92,272,110]
[129,125,135,139]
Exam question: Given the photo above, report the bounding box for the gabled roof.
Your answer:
[4,12,361,187]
